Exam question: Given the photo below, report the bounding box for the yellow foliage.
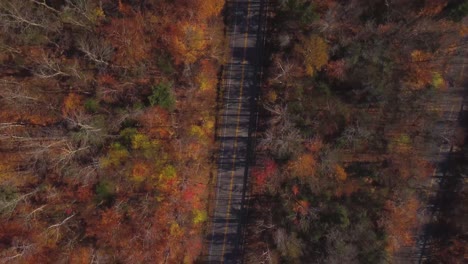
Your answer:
[93,7,105,20]
[432,72,444,89]
[203,119,214,133]
[100,143,129,168]
[196,59,217,91]
[266,90,278,103]
[193,209,207,224]
[132,133,151,150]
[159,165,176,180]
[389,134,412,154]
[170,222,182,236]
[295,35,329,76]
[411,50,431,62]
[197,74,212,90]
[170,23,207,64]
[189,125,205,139]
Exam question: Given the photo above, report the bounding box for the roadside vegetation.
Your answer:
[427,94,467,264]
[246,0,467,263]
[0,0,224,262]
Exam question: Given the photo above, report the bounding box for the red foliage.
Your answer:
[292,185,300,196]
[138,106,172,138]
[98,74,118,86]
[252,159,277,188]
[183,188,195,202]
[325,59,346,80]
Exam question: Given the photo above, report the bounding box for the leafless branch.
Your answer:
[48,214,76,229]
[77,36,112,66]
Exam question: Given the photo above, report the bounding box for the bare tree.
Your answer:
[260,104,303,158]
[0,189,38,218]
[33,53,72,79]
[77,36,113,66]
[270,55,295,83]
[324,228,359,264]
[0,79,41,107]
[0,0,60,31]
[0,238,36,263]
[62,0,97,27]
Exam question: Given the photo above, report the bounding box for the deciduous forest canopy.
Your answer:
[246,0,467,263]
[0,0,467,263]
[0,0,223,262]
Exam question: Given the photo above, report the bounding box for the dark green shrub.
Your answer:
[148,81,175,110]
[95,180,115,205]
[84,99,99,113]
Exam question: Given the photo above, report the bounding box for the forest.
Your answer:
[0,0,467,263]
[245,0,467,263]
[0,0,224,262]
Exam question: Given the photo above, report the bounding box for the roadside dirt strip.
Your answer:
[206,0,266,263]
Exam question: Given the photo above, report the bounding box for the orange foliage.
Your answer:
[293,200,310,216]
[87,208,122,243]
[98,74,118,86]
[132,162,151,182]
[292,185,300,196]
[182,183,205,209]
[24,46,46,62]
[196,59,218,91]
[186,142,203,161]
[305,137,323,154]
[118,0,134,16]
[335,179,360,197]
[418,0,447,17]
[0,103,59,126]
[138,106,172,138]
[69,247,92,264]
[385,197,420,252]
[0,0,222,262]
[289,153,317,179]
[334,164,347,181]
[406,50,435,89]
[62,93,83,116]
[168,22,207,64]
[183,236,204,263]
[195,0,224,20]
[76,186,93,202]
[105,14,149,66]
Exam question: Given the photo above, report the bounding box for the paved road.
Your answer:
[207,0,265,263]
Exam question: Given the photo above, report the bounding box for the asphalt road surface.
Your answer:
[207,0,264,263]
